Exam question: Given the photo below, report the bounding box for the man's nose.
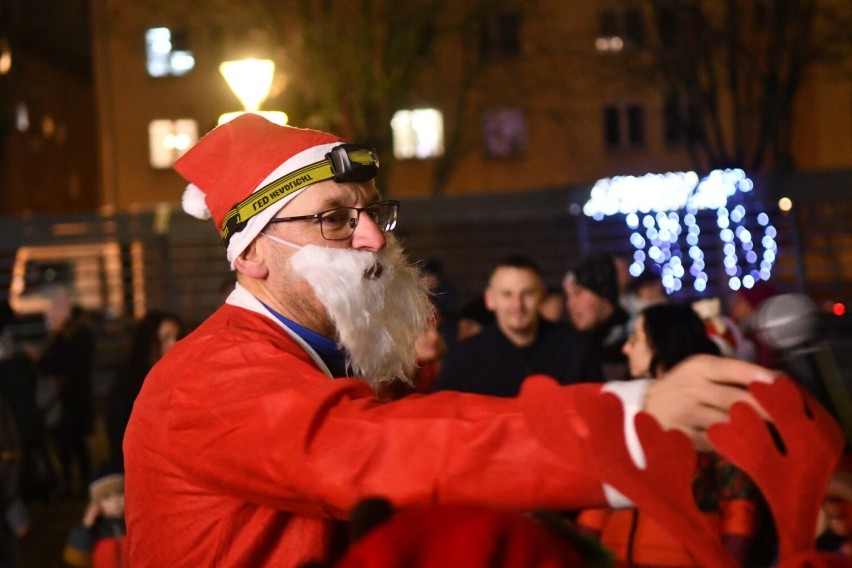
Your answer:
[351,212,386,252]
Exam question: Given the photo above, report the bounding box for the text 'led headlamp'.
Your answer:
[219,143,380,243]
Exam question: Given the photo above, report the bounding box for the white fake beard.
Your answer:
[288,235,434,386]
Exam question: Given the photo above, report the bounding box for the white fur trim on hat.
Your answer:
[225,142,341,268]
[182,183,211,220]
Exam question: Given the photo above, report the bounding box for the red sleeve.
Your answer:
[129,317,608,519]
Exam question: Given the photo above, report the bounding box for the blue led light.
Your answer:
[629,262,644,276]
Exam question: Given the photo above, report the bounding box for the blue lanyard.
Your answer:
[261,302,349,378]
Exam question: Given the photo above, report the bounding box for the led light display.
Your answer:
[583,169,777,293]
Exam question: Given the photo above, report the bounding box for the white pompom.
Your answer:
[182,184,211,220]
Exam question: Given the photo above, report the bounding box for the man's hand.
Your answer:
[643,354,777,451]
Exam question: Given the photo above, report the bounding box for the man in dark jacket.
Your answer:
[435,256,602,397]
[563,253,631,381]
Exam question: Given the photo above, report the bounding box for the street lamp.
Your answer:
[218,58,288,125]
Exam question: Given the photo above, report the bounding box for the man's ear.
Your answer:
[483,288,496,312]
[234,239,269,279]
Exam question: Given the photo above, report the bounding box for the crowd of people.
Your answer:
[0,113,848,566]
[0,291,185,566]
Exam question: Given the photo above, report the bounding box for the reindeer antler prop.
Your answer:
[708,378,845,566]
[520,376,845,567]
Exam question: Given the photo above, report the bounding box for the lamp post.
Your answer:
[218,58,288,125]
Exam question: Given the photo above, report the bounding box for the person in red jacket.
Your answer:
[123,113,774,567]
[63,468,128,568]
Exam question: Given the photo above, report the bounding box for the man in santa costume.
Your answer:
[123,113,774,566]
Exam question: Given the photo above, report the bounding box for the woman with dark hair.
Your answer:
[577,303,767,567]
[105,311,183,468]
[626,303,721,379]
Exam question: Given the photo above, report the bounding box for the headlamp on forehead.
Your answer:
[219,143,380,244]
[328,144,380,183]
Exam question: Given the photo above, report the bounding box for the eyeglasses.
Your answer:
[265,200,400,241]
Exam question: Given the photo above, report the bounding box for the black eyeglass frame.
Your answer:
[265,200,400,241]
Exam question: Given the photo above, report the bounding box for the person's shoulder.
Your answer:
[538,320,590,343]
[193,305,284,341]
[161,306,313,367]
[451,324,506,350]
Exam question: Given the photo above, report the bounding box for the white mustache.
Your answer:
[363,263,384,280]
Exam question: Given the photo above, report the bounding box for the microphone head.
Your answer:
[754,292,820,349]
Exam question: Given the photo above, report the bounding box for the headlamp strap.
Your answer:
[219,160,335,242]
[219,143,379,244]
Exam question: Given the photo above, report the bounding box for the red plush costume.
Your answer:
[125,114,846,568]
[124,295,615,566]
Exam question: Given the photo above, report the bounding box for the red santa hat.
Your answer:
[174,113,345,266]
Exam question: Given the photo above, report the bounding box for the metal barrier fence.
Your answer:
[1,173,850,392]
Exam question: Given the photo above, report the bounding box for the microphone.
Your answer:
[755,293,852,445]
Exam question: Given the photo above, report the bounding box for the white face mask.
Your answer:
[262,232,303,250]
[286,235,435,386]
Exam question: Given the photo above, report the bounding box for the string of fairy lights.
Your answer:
[583,168,778,294]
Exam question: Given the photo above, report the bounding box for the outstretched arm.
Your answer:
[643,354,776,451]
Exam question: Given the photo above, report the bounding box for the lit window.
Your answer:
[148,119,198,168]
[391,109,444,159]
[146,27,195,77]
[15,102,28,132]
[0,39,11,75]
[483,109,527,158]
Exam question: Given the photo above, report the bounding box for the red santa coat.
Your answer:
[124,296,614,566]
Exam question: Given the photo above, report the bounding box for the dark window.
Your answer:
[480,13,521,60]
[598,9,619,37]
[597,7,644,52]
[604,106,622,148]
[627,105,645,147]
[604,105,646,149]
[625,9,645,48]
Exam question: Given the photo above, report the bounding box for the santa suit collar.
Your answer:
[225,282,333,378]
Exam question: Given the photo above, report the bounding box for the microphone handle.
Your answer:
[787,341,852,446]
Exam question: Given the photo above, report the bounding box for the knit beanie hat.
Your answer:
[89,473,124,502]
[567,252,620,306]
[174,113,363,267]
